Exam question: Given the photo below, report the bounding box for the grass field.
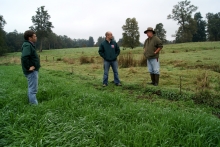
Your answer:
[0,42,220,146]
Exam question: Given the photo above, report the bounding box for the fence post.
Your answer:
[180,76,182,95]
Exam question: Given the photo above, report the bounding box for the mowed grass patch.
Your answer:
[0,65,220,146]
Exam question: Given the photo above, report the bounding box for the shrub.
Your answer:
[57,58,62,61]
[193,90,220,108]
[138,55,146,67]
[80,56,95,64]
[118,52,137,68]
[63,57,74,64]
[195,72,209,91]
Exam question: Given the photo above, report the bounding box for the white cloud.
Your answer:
[1,0,220,43]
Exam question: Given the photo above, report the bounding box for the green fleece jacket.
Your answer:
[21,40,40,75]
[98,40,120,61]
[143,35,163,59]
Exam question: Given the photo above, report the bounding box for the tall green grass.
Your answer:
[0,65,220,146]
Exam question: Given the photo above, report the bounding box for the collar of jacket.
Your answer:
[105,39,113,43]
[24,40,35,47]
[148,35,155,40]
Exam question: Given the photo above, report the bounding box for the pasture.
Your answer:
[0,41,220,146]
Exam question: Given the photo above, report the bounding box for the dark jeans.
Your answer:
[103,60,120,85]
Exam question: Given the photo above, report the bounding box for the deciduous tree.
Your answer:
[122,18,140,49]
[30,6,54,52]
[154,23,167,43]
[192,12,206,42]
[206,12,220,41]
[167,0,198,42]
[0,15,7,56]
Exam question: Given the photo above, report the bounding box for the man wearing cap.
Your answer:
[143,27,163,86]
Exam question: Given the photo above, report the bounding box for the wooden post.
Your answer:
[180,76,182,95]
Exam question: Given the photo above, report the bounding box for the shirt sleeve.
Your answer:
[115,43,120,56]
[156,37,163,49]
[143,39,147,49]
[21,44,32,70]
[98,43,105,59]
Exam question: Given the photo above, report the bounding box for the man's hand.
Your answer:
[143,48,146,54]
[29,66,35,71]
[154,48,161,54]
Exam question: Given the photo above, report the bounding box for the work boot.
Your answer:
[154,74,160,86]
[148,74,155,85]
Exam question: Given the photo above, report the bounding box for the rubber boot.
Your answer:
[148,74,155,85]
[154,74,159,86]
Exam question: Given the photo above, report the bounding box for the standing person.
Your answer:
[21,30,40,104]
[98,31,122,87]
[143,27,163,86]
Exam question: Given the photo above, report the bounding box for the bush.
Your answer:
[56,58,62,61]
[195,72,209,91]
[80,56,94,64]
[118,52,137,68]
[63,57,74,64]
[138,55,146,67]
[193,90,220,108]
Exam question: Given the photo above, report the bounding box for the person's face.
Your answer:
[147,31,153,38]
[29,34,37,43]
[107,33,113,40]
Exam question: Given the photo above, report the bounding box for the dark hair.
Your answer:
[24,30,36,40]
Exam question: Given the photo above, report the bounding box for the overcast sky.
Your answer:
[1,0,220,43]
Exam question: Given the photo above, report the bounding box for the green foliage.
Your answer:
[193,90,220,108]
[0,15,8,56]
[87,36,94,47]
[95,36,105,47]
[168,0,198,43]
[6,30,23,52]
[0,29,8,56]
[192,12,207,42]
[0,15,6,29]
[206,12,220,41]
[122,18,140,49]
[117,38,123,46]
[29,6,54,51]
[154,23,167,43]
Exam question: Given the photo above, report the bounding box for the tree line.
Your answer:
[1,0,220,56]
[168,0,220,43]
